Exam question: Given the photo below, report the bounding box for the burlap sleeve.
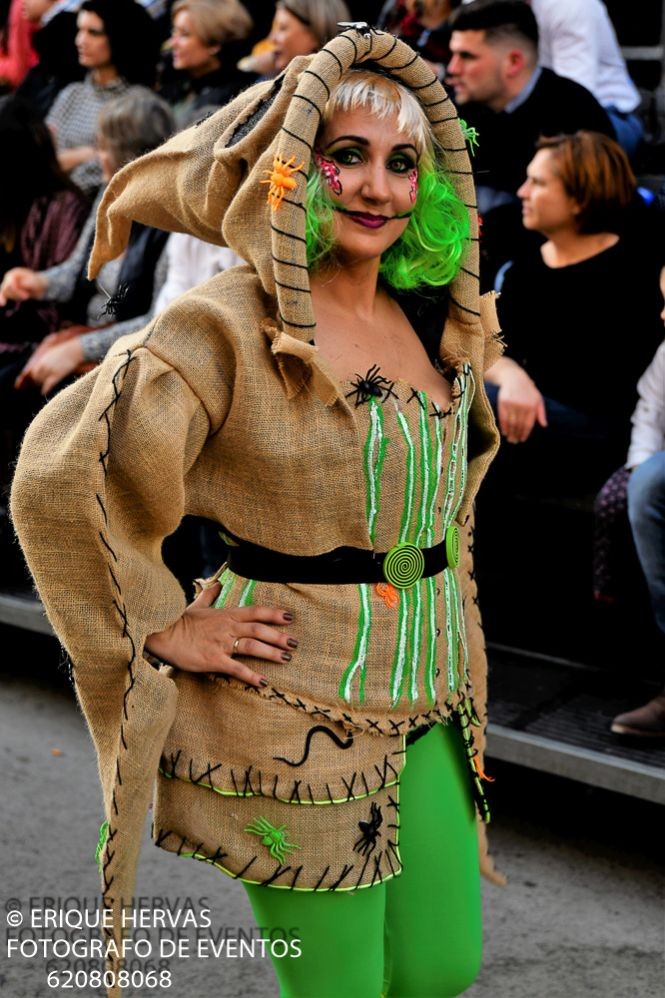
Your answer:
[10,334,214,986]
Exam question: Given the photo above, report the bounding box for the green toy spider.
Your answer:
[244,817,302,863]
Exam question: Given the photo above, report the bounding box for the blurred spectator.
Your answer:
[159,0,254,128]
[16,0,84,117]
[46,0,160,196]
[484,132,663,493]
[530,0,643,159]
[379,0,461,79]
[592,267,665,738]
[0,89,173,410]
[18,230,241,396]
[0,96,88,337]
[446,0,615,285]
[0,0,37,89]
[268,0,350,75]
[154,234,243,315]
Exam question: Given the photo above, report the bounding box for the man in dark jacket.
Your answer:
[446,0,616,284]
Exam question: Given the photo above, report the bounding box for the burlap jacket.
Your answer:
[11,29,503,992]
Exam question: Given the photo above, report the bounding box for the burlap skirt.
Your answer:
[151,671,487,891]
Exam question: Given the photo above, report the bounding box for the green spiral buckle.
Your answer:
[382,527,460,589]
[382,543,425,589]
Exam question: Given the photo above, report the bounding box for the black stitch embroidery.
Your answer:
[404,386,426,409]
[273,725,354,767]
[354,801,383,856]
[430,401,451,420]
[370,852,384,886]
[341,771,357,800]
[233,857,256,879]
[292,93,322,121]
[328,864,355,890]
[314,866,330,890]
[189,761,223,787]
[166,749,182,778]
[387,839,400,865]
[260,864,292,886]
[303,68,331,96]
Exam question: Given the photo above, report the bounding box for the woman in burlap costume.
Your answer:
[11,25,504,998]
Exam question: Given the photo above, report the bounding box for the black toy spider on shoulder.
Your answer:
[345,365,397,407]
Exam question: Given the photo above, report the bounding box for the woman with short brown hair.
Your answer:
[485,130,662,484]
[160,0,254,126]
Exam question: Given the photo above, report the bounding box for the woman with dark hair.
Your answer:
[160,0,254,127]
[0,95,88,343]
[485,130,663,487]
[46,0,159,195]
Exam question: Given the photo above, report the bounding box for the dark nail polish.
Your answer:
[259,677,269,687]
[287,638,298,649]
[283,612,294,622]
[281,652,292,662]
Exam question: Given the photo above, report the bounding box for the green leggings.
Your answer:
[244,723,481,998]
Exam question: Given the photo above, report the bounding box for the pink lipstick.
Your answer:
[347,212,388,228]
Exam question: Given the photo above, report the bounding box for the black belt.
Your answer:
[225,526,460,587]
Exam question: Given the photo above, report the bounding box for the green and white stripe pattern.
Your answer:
[340,366,475,707]
[214,567,237,608]
[338,582,372,703]
[364,399,388,545]
[440,365,474,689]
[389,407,418,705]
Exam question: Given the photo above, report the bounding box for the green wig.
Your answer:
[305,156,470,291]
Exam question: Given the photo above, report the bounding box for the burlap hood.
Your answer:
[89,27,499,369]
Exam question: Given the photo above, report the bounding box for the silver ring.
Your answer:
[232,637,241,657]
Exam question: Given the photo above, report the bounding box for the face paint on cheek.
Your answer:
[314,147,343,196]
[408,168,418,204]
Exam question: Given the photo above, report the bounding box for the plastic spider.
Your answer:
[354,801,383,856]
[345,365,396,407]
[244,816,302,863]
[338,21,380,38]
[260,153,304,211]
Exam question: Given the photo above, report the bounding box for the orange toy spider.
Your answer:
[261,153,304,210]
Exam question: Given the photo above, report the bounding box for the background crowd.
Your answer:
[1,0,664,738]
